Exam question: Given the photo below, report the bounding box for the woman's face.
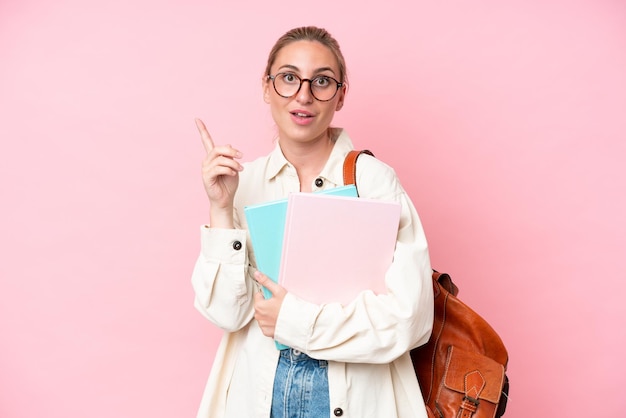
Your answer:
[263,40,346,145]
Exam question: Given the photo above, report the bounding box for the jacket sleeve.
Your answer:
[191,226,256,332]
[273,157,434,364]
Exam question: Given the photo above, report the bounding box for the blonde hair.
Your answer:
[264,26,347,83]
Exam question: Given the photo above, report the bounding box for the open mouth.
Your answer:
[291,111,313,118]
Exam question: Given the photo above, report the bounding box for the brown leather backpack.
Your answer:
[344,150,509,418]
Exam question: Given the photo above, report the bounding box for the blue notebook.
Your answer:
[244,185,358,350]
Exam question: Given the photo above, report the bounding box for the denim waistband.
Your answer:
[279,348,328,367]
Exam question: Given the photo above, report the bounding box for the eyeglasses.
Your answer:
[267,72,343,102]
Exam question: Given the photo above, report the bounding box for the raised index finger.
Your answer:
[194,118,214,153]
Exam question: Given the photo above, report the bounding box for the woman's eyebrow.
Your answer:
[276,64,337,76]
[314,66,337,75]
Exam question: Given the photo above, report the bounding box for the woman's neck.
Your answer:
[279,128,337,192]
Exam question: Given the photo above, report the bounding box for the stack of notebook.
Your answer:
[244,185,401,307]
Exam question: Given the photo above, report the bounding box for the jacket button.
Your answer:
[333,408,343,416]
[314,177,324,187]
[232,240,242,250]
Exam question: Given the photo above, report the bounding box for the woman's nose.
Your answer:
[295,80,314,103]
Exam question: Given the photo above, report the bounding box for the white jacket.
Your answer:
[192,129,434,417]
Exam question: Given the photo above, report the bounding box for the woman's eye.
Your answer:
[281,73,298,83]
[314,77,330,87]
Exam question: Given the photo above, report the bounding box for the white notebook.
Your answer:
[279,193,401,305]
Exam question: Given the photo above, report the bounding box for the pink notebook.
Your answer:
[279,193,401,305]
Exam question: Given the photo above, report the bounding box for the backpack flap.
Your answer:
[436,346,505,418]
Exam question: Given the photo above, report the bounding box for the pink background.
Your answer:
[1,0,625,417]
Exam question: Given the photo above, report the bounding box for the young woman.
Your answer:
[192,26,434,418]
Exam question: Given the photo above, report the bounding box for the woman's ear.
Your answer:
[262,77,271,104]
[335,85,347,111]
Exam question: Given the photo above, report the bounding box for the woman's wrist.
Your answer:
[209,205,235,229]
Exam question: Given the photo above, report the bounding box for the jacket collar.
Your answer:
[264,128,355,187]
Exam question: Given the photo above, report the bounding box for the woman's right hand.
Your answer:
[195,118,243,228]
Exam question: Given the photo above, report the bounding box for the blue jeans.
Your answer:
[271,348,330,418]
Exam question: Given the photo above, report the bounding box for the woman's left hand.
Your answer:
[253,271,287,338]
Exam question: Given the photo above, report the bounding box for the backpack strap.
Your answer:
[342,149,374,194]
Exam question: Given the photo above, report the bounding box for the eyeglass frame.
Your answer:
[266,72,344,102]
